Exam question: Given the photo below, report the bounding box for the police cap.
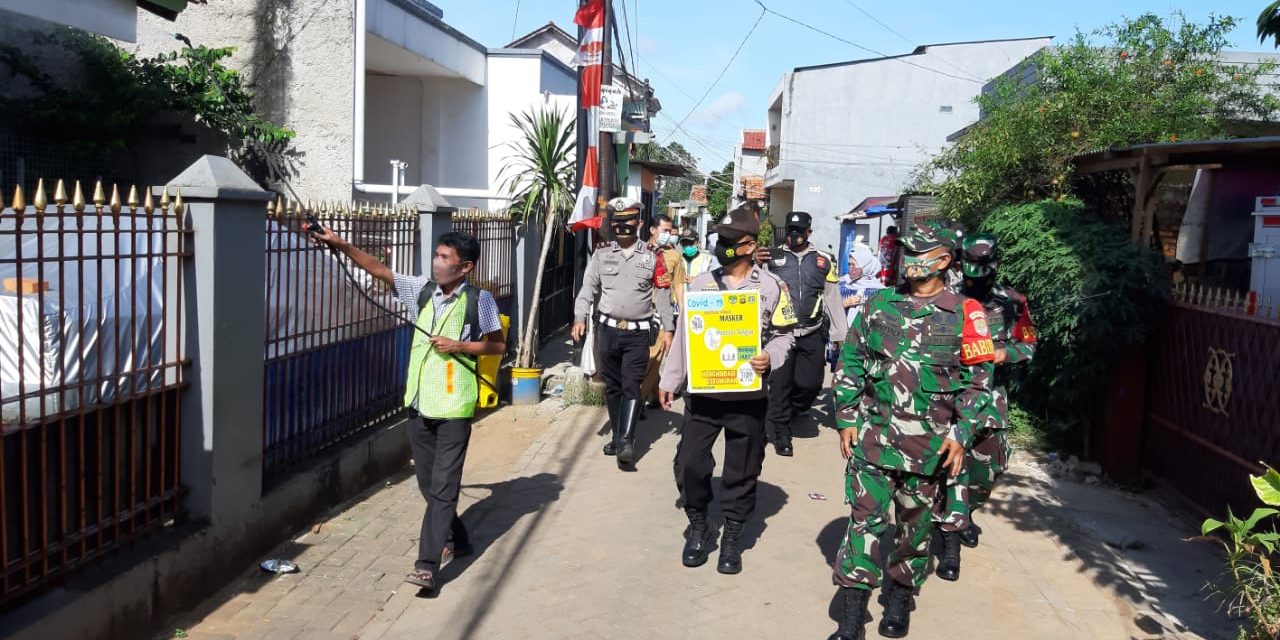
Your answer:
[784,211,812,230]
[712,204,761,242]
[608,196,643,221]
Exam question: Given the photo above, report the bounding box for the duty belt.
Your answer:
[597,313,653,331]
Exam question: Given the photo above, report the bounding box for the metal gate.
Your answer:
[538,225,578,342]
[1141,289,1280,517]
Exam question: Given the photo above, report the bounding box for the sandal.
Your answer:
[404,569,435,589]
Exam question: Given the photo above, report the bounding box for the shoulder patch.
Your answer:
[960,298,996,365]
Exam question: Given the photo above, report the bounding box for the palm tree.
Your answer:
[1260,1,1280,47]
[500,106,576,369]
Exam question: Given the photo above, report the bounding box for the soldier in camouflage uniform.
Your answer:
[826,221,995,640]
[931,233,1037,581]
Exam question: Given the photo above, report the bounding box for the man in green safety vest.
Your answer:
[310,226,505,593]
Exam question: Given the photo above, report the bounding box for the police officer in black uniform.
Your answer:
[759,211,848,456]
[573,197,675,468]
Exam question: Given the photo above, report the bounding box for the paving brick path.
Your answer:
[163,398,1177,640]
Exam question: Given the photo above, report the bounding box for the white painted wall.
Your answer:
[769,38,1051,245]
[364,75,424,186]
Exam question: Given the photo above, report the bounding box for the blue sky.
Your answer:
[438,1,1275,171]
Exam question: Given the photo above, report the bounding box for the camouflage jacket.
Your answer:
[965,284,1037,430]
[835,287,996,475]
[974,284,1036,367]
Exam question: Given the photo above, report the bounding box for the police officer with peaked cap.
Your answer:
[572,197,675,469]
[759,211,849,457]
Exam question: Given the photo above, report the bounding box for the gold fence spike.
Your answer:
[92,180,106,206]
[33,178,46,211]
[275,196,284,217]
[287,199,297,215]
[10,184,24,211]
[305,198,314,213]
[127,185,140,208]
[52,177,66,207]
[1234,291,1245,314]
[1211,287,1222,309]
[160,188,171,211]
[266,198,275,217]
[174,188,184,215]
[72,180,86,213]
[109,184,121,214]
[144,188,155,214]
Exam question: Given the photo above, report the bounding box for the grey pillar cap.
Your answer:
[402,184,457,213]
[158,155,273,202]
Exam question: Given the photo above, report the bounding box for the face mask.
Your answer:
[901,255,945,282]
[682,245,699,258]
[714,239,753,267]
[657,231,674,247]
[786,230,807,249]
[965,276,995,295]
[612,222,637,238]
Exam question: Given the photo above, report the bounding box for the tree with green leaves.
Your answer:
[500,107,576,368]
[917,12,1280,226]
[1260,1,1280,47]
[635,141,699,211]
[705,161,735,217]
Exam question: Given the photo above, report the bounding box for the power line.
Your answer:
[639,54,748,131]
[839,0,984,82]
[619,0,639,87]
[751,0,981,84]
[510,0,521,42]
[672,7,766,133]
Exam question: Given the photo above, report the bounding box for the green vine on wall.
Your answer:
[0,28,293,167]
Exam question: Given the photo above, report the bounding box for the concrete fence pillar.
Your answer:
[402,184,455,274]
[514,222,545,343]
[170,155,272,525]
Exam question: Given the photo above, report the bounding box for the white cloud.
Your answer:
[691,91,747,125]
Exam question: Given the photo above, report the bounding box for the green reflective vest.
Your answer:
[404,290,477,419]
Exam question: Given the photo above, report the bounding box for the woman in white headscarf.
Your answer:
[839,238,883,327]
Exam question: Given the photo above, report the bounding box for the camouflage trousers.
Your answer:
[833,456,943,590]
[934,428,1012,531]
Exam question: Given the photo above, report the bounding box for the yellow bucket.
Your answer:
[476,314,510,408]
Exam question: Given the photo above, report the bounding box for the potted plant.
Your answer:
[499,107,575,404]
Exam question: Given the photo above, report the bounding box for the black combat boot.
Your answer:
[959,522,981,548]
[616,398,640,466]
[826,587,871,640]
[878,579,915,638]
[681,508,713,567]
[716,518,745,574]
[936,530,962,581]
[602,395,620,456]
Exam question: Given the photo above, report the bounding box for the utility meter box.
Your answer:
[1249,196,1280,303]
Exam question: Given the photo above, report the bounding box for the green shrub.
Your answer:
[979,199,1166,444]
[1201,466,1280,640]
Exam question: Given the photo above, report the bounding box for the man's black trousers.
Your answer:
[408,414,472,573]
[674,395,769,521]
[596,324,650,402]
[765,329,827,444]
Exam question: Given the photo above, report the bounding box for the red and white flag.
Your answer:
[569,0,604,231]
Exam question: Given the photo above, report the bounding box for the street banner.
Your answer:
[569,0,605,231]
[683,290,762,393]
[599,84,624,133]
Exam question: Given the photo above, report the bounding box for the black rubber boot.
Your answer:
[878,580,915,638]
[616,398,640,466]
[826,587,871,640]
[681,508,713,567]
[716,518,744,574]
[959,522,981,548]
[936,530,962,581]
[602,395,620,456]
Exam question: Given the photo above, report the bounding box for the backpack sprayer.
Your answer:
[173,33,500,396]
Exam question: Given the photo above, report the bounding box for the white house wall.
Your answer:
[774,38,1050,245]
[129,0,356,202]
[482,53,576,211]
[364,75,425,186]
[367,0,484,86]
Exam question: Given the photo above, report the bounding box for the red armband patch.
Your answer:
[1014,303,1038,343]
[960,298,996,365]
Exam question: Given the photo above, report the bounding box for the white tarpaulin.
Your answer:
[1,214,168,424]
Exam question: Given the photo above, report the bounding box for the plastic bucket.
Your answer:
[476,314,511,409]
[511,367,542,405]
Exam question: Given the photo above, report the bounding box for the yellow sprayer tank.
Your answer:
[476,314,510,408]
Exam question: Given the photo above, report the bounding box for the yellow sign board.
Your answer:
[683,290,762,393]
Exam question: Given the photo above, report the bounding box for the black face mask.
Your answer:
[714,239,752,267]
[786,230,807,249]
[964,276,995,295]
[612,222,638,238]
